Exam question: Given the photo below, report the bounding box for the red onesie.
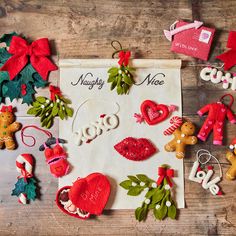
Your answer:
[197,102,236,145]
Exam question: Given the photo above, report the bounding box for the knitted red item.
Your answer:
[141,100,170,125]
[197,94,236,145]
[216,31,236,71]
[69,173,111,215]
[114,137,157,161]
[44,140,70,178]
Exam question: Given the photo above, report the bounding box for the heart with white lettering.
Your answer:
[141,100,169,125]
[69,173,111,215]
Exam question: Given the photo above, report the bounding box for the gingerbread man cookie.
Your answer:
[164,121,197,159]
[0,106,21,150]
[226,138,236,180]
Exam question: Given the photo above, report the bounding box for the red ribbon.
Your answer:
[16,163,33,182]
[0,105,12,112]
[118,50,131,66]
[49,85,62,101]
[157,167,174,187]
[0,36,58,80]
[216,31,236,70]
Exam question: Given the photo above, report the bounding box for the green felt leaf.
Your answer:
[46,119,53,129]
[123,75,134,85]
[0,48,11,63]
[145,188,156,199]
[168,204,177,219]
[117,86,123,95]
[20,64,35,84]
[119,180,132,190]
[65,106,73,117]
[136,174,151,183]
[0,32,18,46]
[125,66,135,72]
[154,204,168,220]
[135,204,148,222]
[36,96,46,103]
[27,107,38,115]
[32,73,48,88]
[152,189,165,204]
[11,178,28,196]
[25,181,37,201]
[52,104,59,116]
[108,67,119,75]
[110,80,117,90]
[60,96,72,104]
[127,175,140,183]
[127,186,143,196]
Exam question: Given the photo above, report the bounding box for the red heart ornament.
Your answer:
[56,186,91,220]
[69,173,111,215]
[114,137,157,161]
[141,100,169,125]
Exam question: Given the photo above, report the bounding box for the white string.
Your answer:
[169,20,179,31]
[196,149,222,178]
[71,99,120,133]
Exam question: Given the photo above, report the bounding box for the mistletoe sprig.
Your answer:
[12,177,37,202]
[107,42,135,95]
[120,166,177,222]
[27,85,73,129]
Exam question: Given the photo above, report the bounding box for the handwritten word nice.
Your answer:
[71,72,105,90]
[73,114,119,145]
[189,160,221,196]
[135,73,165,86]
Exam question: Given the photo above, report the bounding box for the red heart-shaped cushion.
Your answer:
[141,100,169,125]
[114,137,157,161]
[56,185,91,220]
[69,173,111,215]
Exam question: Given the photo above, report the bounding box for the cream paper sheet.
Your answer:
[59,59,184,209]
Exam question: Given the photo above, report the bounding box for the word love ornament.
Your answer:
[200,67,236,91]
[72,100,120,146]
[189,149,223,196]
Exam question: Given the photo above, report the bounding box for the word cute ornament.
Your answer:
[189,149,223,196]
[73,99,120,145]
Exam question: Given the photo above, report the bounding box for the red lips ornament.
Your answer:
[114,137,157,161]
[141,100,170,125]
[56,173,111,219]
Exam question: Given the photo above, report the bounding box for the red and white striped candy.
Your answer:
[16,154,34,204]
[164,116,182,135]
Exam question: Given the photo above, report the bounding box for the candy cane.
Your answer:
[16,154,34,204]
[163,116,182,135]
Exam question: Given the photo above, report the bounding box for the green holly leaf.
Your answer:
[20,64,35,84]
[0,32,18,46]
[0,48,11,63]
[32,73,48,88]
[11,178,28,196]
[2,80,21,101]
[127,175,140,183]
[119,180,132,190]
[152,188,165,204]
[25,181,37,201]
[127,186,143,196]
[168,204,177,219]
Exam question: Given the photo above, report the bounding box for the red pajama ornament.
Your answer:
[197,94,236,145]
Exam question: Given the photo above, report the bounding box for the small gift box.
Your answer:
[169,21,215,60]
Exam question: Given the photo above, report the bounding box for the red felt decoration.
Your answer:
[118,50,131,66]
[56,186,91,220]
[0,36,58,80]
[114,137,157,161]
[141,100,170,125]
[69,173,111,215]
[49,85,62,102]
[216,31,236,71]
[197,94,236,145]
[157,167,174,187]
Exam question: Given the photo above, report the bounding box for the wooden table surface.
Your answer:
[0,0,236,235]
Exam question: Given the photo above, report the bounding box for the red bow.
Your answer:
[0,105,12,112]
[0,36,58,80]
[216,31,236,70]
[157,167,174,187]
[118,51,131,66]
[49,85,62,101]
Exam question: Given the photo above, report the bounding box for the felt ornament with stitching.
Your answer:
[0,32,56,104]
[120,165,177,222]
[27,85,73,129]
[107,41,135,95]
[226,138,236,180]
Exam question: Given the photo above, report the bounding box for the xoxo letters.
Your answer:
[73,114,119,145]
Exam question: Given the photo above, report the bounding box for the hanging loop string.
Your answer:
[71,99,120,133]
[220,94,234,108]
[21,125,52,147]
[111,40,128,58]
[196,149,222,178]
